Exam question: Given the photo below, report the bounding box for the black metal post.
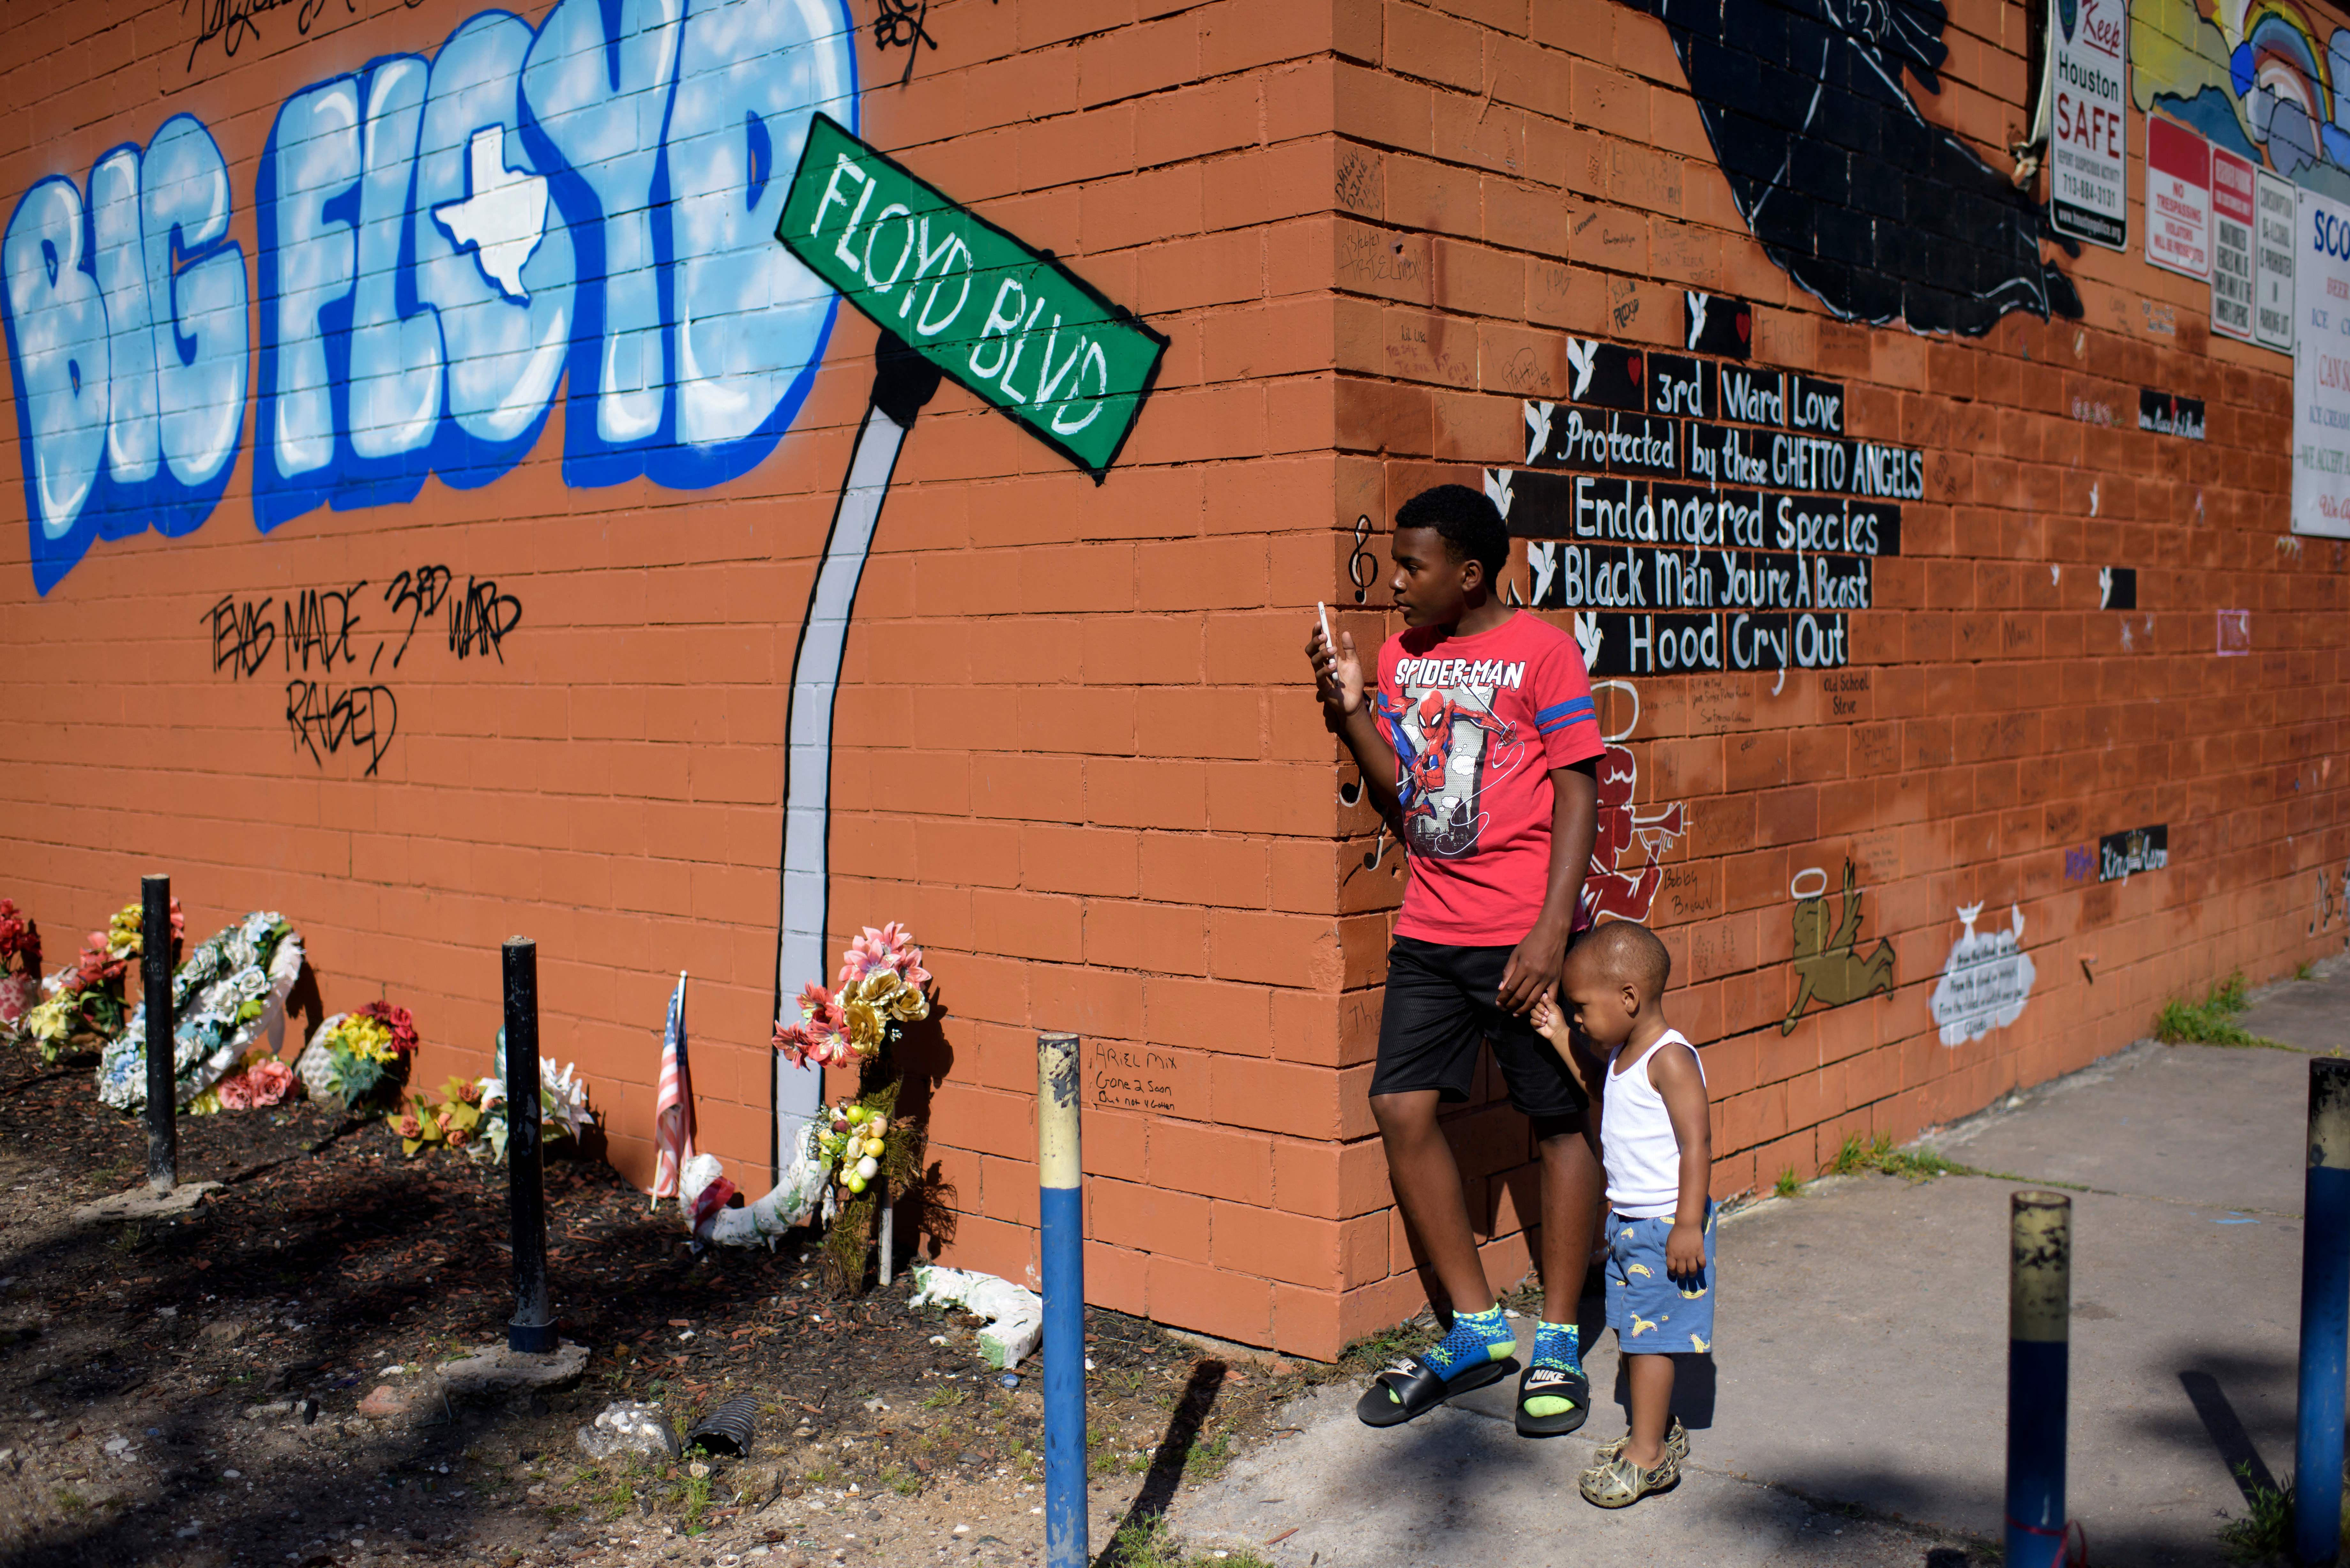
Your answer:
[503,938,554,1353]
[142,875,175,1194]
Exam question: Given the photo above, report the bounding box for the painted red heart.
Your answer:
[1735,311,1752,343]
[1626,352,1642,385]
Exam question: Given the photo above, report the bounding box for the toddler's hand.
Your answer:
[1529,993,1562,1041]
[1665,1220,1706,1282]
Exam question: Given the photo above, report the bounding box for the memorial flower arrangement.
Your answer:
[201,1056,298,1112]
[97,911,301,1111]
[0,900,42,1045]
[298,1001,419,1113]
[394,1049,593,1161]
[815,1097,915,1199]
[28,899,181,1062]
[766,923,936,1287]
[772,922,932,1067]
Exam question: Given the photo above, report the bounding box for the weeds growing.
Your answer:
[2157,972,2286,1048]
[1774,1168,1801,1198]
[1826,1134,1962,1183]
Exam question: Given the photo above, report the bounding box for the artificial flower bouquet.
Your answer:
[815,1098,907,1198]
[97,911,299,1111]
[191,1052,298,1114]
[395,1045,592,1160]
[0,900,42,1045]
[294,1000,419,1113]
[772,922,933,1067]
[31,899,183,1063]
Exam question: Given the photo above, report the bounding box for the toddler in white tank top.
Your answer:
[1532,921,1715,1510]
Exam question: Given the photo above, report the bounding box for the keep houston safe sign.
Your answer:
[2044,0,2127,248]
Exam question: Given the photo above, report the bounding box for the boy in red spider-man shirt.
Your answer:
[1307,483,1606,1437]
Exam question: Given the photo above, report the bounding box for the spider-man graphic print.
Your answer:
[1376,614,1607,946]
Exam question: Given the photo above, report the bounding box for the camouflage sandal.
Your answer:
[1587,1415,1688,1468]
[1578,1446,1681,1508]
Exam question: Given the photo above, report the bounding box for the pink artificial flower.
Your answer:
[0,973,34,1027]
[837,923,930,991]
[246,1059,295,1105]
[216,1073,256,1111]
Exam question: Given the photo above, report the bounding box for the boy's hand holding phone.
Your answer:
[1307,603,1366,717]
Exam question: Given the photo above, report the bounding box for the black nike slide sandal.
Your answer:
[1514,1362,1591,1437]
[1354,1353,1515,1428]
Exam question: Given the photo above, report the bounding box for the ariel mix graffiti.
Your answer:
[4,0,858,593]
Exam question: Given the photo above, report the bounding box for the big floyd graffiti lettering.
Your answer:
[4,0,859,593]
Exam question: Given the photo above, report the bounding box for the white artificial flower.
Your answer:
[541,1058,592,1139]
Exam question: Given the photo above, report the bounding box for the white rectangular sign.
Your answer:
[2047,0,2128,247]
[2147,116,2211,278]
[2210,146,2256,342]
[2292,187,2350,537]
[2258,168,2297,352]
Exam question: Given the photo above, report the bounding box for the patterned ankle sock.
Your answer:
[1532,1320,1582,1374]
[1522,1321,1585,1419]
[1420,1304,1516,1378]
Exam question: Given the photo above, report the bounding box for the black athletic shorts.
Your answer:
[1368,934,1590,1119]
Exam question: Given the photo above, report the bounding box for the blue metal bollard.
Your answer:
[2006,1189,2071,1568]
[2294,1057,2350,1565]
[1038,1031,1087,1568]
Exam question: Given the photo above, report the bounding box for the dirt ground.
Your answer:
[0,1036,1340,1568]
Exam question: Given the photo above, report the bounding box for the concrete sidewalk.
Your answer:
[1169,963,2350,1566]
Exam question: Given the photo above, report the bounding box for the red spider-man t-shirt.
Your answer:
[1374,612,1605,946]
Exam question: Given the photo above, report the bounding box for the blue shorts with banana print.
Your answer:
[1604,1201,1716,1355]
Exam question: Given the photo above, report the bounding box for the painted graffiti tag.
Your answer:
[285,681,398,775]
[6,0,859,594]
[203,566,524,773]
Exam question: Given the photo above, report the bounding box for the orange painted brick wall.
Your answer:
[0,0,2343,1360]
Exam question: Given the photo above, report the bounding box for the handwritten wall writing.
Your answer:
[1087,1041,1194,1115]
[184,0,409,73]
[203,567,524,775]
[871,0,939,85]
[1929,904,2036,1045]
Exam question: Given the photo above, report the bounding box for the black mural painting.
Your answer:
[1625,0,2082,336]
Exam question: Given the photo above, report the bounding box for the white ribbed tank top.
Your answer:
[1602,1029,1703,1219]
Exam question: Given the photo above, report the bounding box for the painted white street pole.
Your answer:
[773,335,940,1172]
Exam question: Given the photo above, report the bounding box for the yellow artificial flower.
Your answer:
[843,998,884,1051]
[26,998,70,1044]
[330,1014,398,1062]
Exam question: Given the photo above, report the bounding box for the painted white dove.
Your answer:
[432,125,548,304]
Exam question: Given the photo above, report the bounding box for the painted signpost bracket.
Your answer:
[766,116,1165,1174]
[773,334,942,1169]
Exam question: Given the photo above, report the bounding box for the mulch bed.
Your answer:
[0,1036,1331,1568]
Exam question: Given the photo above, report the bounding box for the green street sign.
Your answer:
[778,113,1167,479]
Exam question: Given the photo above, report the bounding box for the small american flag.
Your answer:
[651,970,694,1202]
